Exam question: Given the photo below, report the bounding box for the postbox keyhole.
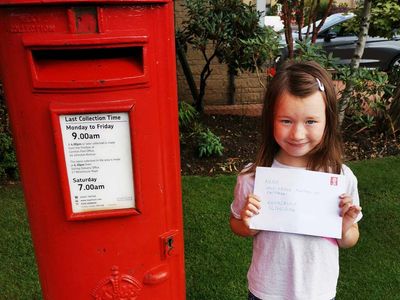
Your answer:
[166,237,174,255]
[160,231,178,259]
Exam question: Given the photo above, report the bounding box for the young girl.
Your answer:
[230,61,362,300]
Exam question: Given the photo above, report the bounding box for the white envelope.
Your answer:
[250,167,345,238]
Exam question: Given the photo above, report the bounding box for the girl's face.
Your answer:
[273,90,326,167]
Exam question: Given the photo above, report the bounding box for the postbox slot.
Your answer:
[31,46,145,87]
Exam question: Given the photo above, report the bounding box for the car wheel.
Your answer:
[389,55,400,72]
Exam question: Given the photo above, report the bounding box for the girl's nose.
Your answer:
[291,124,306,140]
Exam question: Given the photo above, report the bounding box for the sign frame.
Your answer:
[50,100,141,221]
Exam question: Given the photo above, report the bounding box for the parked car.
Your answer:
[264,16,284,32]
[281,13,400,71]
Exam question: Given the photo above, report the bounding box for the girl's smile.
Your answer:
[273,90,326,167]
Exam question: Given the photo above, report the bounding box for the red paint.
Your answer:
[0,1,185,299]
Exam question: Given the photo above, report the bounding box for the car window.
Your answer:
[300,20,321,34]
[318,21,355,38]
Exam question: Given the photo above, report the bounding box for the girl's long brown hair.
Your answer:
[247,61,343,174]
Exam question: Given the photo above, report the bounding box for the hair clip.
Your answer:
[316,78,325,92]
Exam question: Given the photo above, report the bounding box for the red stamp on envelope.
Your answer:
[330,176,338,186]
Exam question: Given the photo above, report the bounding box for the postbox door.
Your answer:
[48,95,184,299]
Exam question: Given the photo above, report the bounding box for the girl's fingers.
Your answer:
[242,204,260,219]
[248,194,261,209]
[241,208,256,219]
[339,193,356,216]
[241,195,262,220]
[339,194,352,207]
[247,203,260,215]
[341,202,352,216]
[245,210,254,218]
[346,205,362,219]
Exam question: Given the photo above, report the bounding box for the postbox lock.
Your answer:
[166,237,174,255]
[160,230,178,259]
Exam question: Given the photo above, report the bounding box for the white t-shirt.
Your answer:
[231,160,362,300]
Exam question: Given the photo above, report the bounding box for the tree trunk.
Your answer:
[195,49,218,113]
[339,0,372,125]
[310,0,321,42]
[351,0,372,70]
[228,65,236,105]
[176,37,199,106]
[311,0,334,43]
[281,0,294,59]
[296,0,305,41]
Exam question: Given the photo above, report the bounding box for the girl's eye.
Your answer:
[306,120,317,125]
[280,119,291,124]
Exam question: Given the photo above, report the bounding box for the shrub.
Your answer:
[387,66,400,132]
[337,67,396,133]
[178,101,224,158]
[0,84,18,181]
[197,128,224,158]
[293,38,340,70]
[0,132,18,181]
[178,101,198,129]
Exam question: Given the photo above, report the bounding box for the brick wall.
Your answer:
[173,0,357,106]
[335,0,356,8]
[174,0,267,106]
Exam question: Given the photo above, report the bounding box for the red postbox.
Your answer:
[0,1,185,299]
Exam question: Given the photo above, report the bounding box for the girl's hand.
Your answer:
[339,193,362,233]
[230,194,261,237]
[337,193,362,248]
[240,194,261,229]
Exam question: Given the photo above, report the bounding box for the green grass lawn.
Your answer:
[1,156,399,299]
